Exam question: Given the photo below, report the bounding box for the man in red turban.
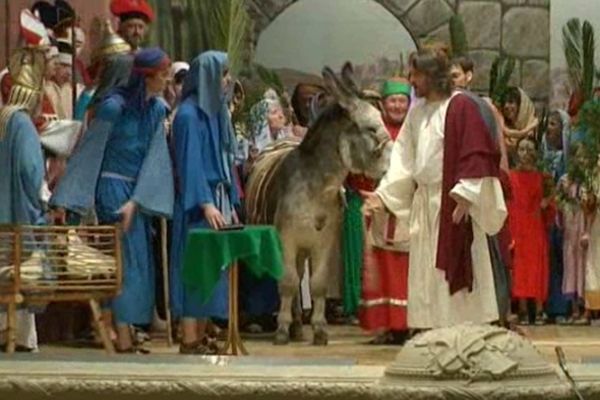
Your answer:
[110,0,155,52]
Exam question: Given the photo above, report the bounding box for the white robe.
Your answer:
[376,94,507,329]
[585,179,600,309]
[0,311,38,350]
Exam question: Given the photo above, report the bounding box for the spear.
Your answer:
[71,11,77,119]
[4,1,10,66]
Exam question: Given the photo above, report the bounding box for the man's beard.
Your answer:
[129,36,143,48]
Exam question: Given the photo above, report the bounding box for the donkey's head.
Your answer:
[322,63,392,179]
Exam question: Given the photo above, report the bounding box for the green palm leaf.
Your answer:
[449,15,468,57]
[254,63,284,94]
[562,18,596,102]
[149,0,251,72]
[582,21,595,100]
[489,56,515,104]
[563,18,583,90]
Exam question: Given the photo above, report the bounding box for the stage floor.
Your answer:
[4,325,600,400]
[23,324,600,366]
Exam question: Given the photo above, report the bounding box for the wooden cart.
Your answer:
[0,225,122,354]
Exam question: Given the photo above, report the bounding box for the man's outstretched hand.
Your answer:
[360,190,384,217]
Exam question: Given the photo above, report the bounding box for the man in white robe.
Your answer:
[363,45,507,329]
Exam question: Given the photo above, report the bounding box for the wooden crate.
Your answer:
[0,224,122,353]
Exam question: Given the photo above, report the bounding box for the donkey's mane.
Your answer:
[299,103,351,153]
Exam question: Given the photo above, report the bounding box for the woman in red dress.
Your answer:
[509,137,554,324]
[355,78,411,344]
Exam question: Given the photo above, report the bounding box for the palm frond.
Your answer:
[489,56,516,104]
[489,57,499,98]
[537,107,549,144]
[225,0,252,74]
[563,19,586,97]
[582,21,596,100]
[149,0,252,72]
[395,53,406,77]
[254,63,284,94]
[449,15,468,57]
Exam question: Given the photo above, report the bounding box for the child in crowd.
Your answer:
[509,137,554,325]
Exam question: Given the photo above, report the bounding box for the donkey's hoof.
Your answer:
[312,329,328,346]
[290,322,304,342]
[273,329,290,345]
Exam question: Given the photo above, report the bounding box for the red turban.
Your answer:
[110,0,155,23]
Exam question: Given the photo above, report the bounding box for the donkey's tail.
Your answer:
[245,139,298,224]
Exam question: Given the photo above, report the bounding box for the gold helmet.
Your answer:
[91,19,131,64]
[7,48,45,107]
[0,48,46,139]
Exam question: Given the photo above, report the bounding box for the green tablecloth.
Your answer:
[182,225,284,303]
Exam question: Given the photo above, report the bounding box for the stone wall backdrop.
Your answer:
[0,0,550,103]
[244,0,550,104]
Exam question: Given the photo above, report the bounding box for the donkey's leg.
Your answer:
[310,237,335,346]
[274,245,300,345]
[290,253,308,341]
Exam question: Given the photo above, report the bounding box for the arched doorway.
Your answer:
[246,0,552,102]
[253,0,417,89]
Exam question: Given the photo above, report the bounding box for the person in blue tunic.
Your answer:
[0,48,46,352]
[170,51,238,354]
[50,48,174,353]
[542,110,572,322]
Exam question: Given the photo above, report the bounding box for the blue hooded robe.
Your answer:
[50,75,174,325]
[0,111,45,226]
[169,51,238,320]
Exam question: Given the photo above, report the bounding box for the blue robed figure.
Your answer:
[0,48,47,351]
[170,51,238,353]
[51,48,174,352]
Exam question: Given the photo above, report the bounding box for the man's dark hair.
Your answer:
[548,110,563,127]
[504,86,521,108]
[451,56,474,74]
[174,69,188,85]
[409,43,452,96]
[291,83,324,127]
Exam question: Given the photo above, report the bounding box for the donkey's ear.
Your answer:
[340,62,360,96]
[322,65,357,111]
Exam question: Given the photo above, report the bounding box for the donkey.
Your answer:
[245,63,392,345]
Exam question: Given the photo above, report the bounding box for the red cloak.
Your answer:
[436,93,501,294]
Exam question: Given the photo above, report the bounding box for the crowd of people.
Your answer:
[0,0,599,355]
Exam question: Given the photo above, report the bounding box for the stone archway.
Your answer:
[244,0,551,103]
[245,0,456,49]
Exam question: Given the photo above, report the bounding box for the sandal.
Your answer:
[201,336,220,354]
[367,332,392,345]
[179,340,218,355]
[116,346,150,355]
[535,312,548,326]
[518,314,530,326]
[572,316,590,326]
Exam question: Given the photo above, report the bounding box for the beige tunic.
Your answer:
[44,81,84,120]
[376,94,507,328]
[585,179,600,309]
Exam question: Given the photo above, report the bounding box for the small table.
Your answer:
[182,225,284,355]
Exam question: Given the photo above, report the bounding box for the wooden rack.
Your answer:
[0,225,122,354]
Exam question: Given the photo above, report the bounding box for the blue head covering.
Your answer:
[109,47,169,111]
[182,51,229,115]
[182,51,235,153]
[542,110,570,181]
